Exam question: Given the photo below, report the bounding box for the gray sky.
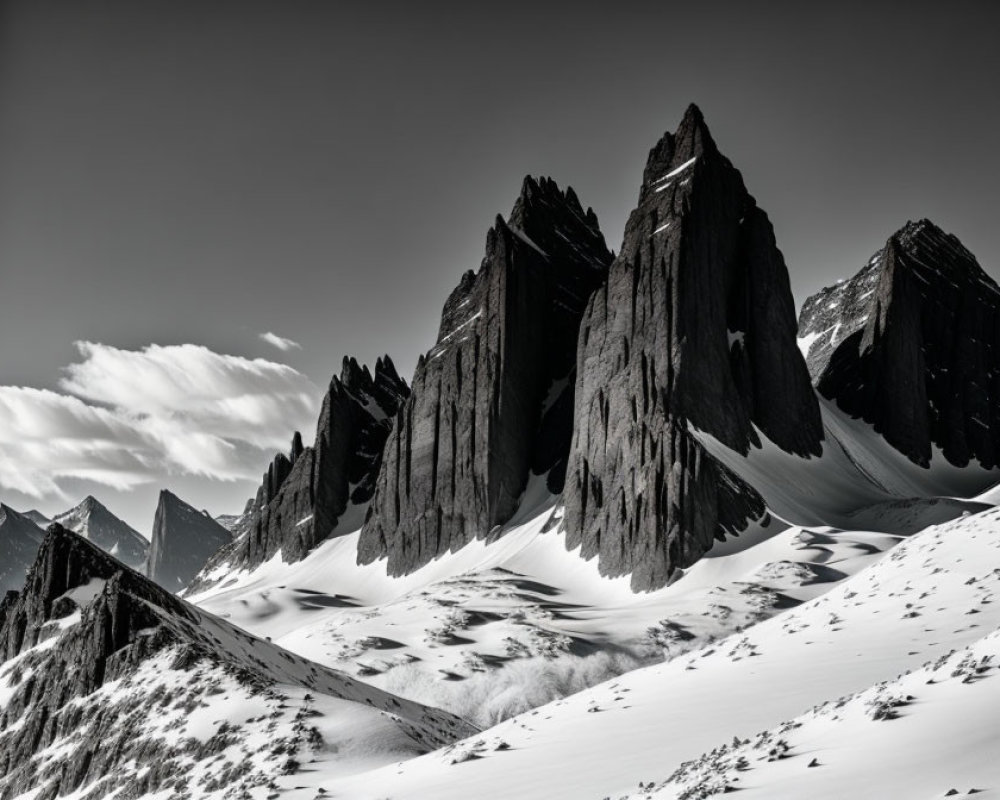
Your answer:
[1,0,998,532]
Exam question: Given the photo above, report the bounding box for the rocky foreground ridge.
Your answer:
[0,525,473,799]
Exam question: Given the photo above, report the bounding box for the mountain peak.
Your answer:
[79,495,103,513]
[508,175,593,236]
[48,495,148,571]
[148,489,230,591]
[642,103,719,188]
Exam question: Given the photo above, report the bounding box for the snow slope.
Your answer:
[307,505,1000,799]
[192,479,909,730]
[643,630,1000,799]
[697,397,997,533]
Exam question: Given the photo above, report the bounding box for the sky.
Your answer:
[1,0,998,533]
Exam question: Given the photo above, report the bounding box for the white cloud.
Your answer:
[0,342,321,500]
[259,331,302,352]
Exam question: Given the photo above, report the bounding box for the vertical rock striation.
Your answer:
[564,104,823,591]
[359,176,613,574]
[802,219,1000,468]
[239,355,410,567]
[146,490,232,592]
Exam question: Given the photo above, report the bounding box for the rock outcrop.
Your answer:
[237,355,409,569]
[213,496,256,538]
[801,219,1000,468]
[51,495,148,570]
[146,490,232,592]
[0,505,45,595]
[563,104,823,591]
[0,525,473,799]
[358,176,613,574]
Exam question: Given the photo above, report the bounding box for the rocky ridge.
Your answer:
[191,356,409,586]
[0,525,474,799]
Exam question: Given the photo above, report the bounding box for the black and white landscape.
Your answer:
[3,4,1000,799]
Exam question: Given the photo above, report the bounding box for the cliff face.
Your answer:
[146,490,232,592]
[0,505,44,595]
[803,219,1000,468]
[358,176,612,574]
[563,104,823,591]
[235,355,409,570]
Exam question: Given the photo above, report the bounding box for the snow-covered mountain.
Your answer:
[51,494,148,570]
[5,104,1000,799]
[359,175,612,576]
[214,497,255,538]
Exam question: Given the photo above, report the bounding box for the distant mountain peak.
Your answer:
[147,490,230,592]
[50,495,147,571]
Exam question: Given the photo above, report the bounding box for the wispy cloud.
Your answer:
[259,331,302,352]
[0,342,321,499]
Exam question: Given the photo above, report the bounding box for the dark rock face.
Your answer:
[146,490,232,592]
[236,356,409,570]
[51,495,148,570]
[563,105,823,591]
[0,505,45,595]
[803,219,1000,468]
[359,176,612,574]
[0,525,473,800]
[214,496,256,538]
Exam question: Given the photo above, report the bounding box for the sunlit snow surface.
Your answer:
[300,505,1000,800]
[190,481,896,730]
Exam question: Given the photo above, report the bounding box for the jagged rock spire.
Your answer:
[563,105,822,590]
[196,354,411,585]
[358,176,613,575]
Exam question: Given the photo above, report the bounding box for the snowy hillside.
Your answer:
[192,476,914,730]
[302,504,1000,799]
